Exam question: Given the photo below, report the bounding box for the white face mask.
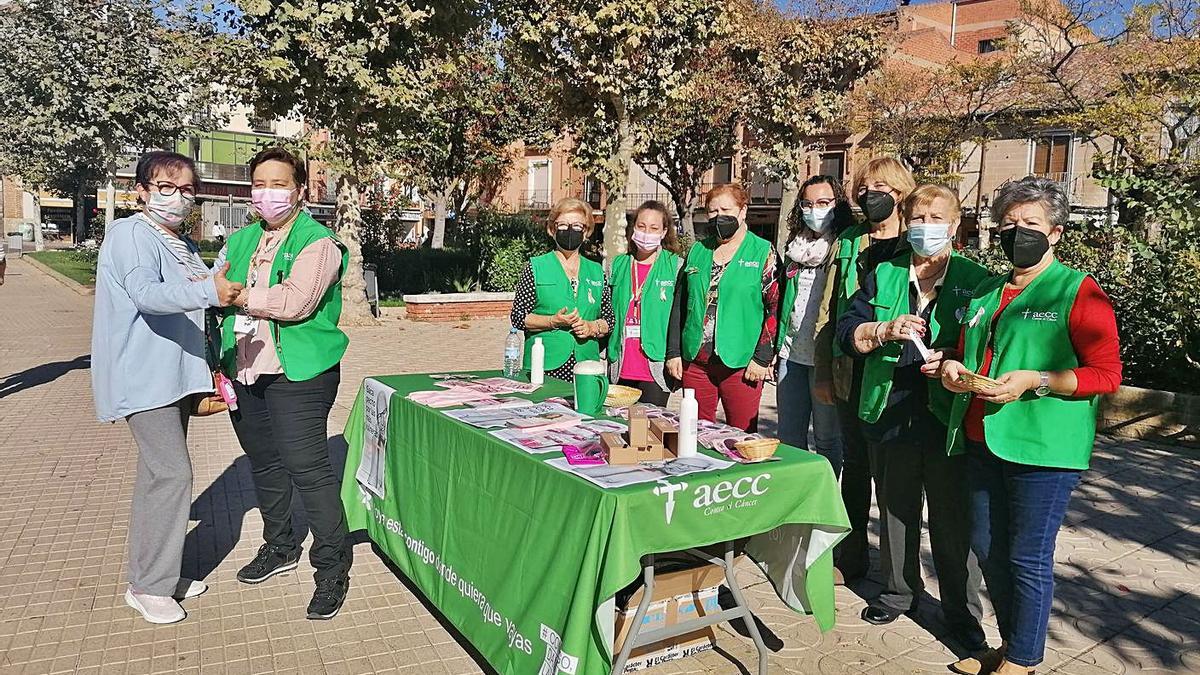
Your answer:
[145,191,193,230]
[907,223,954,257]
[802,206,834,233]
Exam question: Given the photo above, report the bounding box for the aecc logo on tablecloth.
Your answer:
[654,474,772,524]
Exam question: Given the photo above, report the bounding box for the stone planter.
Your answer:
[1098,385,1200,446]
[402,292,514,323]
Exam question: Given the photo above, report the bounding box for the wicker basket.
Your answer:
[957,371,1002,394]
[734,438,780,462]
[604,384,643,408]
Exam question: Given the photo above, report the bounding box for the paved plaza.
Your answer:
[0,258,1196,674]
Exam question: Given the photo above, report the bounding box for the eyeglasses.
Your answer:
[800,199,837,209]
[554,222,587,231]
[150,181,196,199]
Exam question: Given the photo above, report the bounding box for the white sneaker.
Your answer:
[173,578,208,601]
[125,589,186,624]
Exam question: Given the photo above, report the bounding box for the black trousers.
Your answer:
[230,366,351,581]
[834,397,873,578]
[867,437,986,651]
[618,378,671,407]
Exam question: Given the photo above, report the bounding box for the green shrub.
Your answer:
[962,224,1200,394]
[374,249,478,296]
[196,238,224,252]
[476,210,551,292]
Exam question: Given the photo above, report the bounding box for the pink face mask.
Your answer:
[631,229,664,251]
[251,187,298,224]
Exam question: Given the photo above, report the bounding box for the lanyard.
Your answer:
[249,236,283,288]
[630,257,650,324]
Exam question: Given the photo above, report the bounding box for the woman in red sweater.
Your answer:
[937,176,1121,675]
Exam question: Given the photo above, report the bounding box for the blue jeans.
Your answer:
[966,441,1081,667]
[776,359,843,476]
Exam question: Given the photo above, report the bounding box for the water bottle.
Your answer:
[503,328,523,379]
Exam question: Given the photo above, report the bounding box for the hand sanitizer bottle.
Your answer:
[677,388,698,458]
[530,337,545,386]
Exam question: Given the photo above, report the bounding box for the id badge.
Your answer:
[626,324,641,339]
[234,313,258,336]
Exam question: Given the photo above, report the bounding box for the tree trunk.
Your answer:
[974,141,990,250]
[105,159,117,227]
[73,183,86,244]
[775,177,799,252]
[430,189,449,250]
[29,181,45,252]
[335,174,378,327]
[680,192,696,240]
[603,127,635,266]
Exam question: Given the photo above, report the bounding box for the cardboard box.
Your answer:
[612,562,733,672]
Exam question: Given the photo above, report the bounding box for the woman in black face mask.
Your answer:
[509,198,614,381]
[939,176,1122,675]
[811,156,914,585]
[665,184,780,431]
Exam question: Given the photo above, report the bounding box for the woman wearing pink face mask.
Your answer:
[213,147,353,620]
[605,201,683,406]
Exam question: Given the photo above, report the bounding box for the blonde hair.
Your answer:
[851,157,916,207]
[547,198,595,236]
[904,184,962,222]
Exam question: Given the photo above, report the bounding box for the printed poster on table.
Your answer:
[355,378,396,499]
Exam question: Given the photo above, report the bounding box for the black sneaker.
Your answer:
[237,544,301,584]
[306,576,349,620]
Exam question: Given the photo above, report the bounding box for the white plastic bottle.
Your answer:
[677,388,698,458]
[530,337,545,386]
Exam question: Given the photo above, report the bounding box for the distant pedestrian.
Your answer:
[91,150,243,625]
[0,240,6,285]
[212,220,226,245]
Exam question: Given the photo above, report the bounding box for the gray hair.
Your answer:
[991,176,1070,229]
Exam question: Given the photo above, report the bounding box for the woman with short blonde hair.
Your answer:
[813,155,916,584]
[509,197,613,381]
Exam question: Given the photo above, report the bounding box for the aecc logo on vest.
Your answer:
[1021,309,1059,322]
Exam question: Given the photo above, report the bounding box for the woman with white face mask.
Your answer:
[775,175,847,474]
[835,184,993,666]
[213,147,354,620]
[92,151,243,624]
[605,201,683,406]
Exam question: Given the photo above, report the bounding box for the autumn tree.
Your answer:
[397,34,556,249]
[503,0,731,261]
[236,0,483,324]
[1016,0,1200,233]
[735,2,890,244]
[638,47,746,237]
[0,0,232,247]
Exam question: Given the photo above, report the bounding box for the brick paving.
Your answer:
[0,256,1196,674]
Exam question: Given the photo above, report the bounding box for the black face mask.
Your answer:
[999,226,1051,269]
[860,190,896,224]
[710,214,740,241]
[554,227,585,252]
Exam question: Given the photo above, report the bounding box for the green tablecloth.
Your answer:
[340,372,850,675]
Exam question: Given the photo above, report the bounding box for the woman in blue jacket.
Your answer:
[91,151,242,625]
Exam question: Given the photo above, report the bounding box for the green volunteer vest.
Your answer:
[945,259,1098,469]
[681,232,773,369]
[608,251,680,365]
[523,252,605,371]
[831,223,869,358]
[856,251,989,424]
[220,211,350,382]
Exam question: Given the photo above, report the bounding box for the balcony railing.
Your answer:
[197,161,250,183]
[114,157,250,184]
[519,189,552,211]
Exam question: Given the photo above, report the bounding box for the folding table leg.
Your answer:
[611,555,655,675]
[720,542,770,675]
